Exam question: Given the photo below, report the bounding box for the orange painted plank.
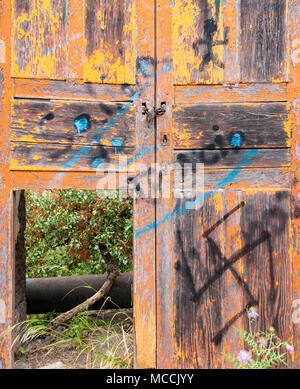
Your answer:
[13,78,136,101]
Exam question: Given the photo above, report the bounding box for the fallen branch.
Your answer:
[48,243,119,330]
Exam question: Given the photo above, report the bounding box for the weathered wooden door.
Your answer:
[154,0,300,369]
[0,0,156,368]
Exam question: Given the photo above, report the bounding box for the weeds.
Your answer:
[7,305,134,369]
[223,307,294,369]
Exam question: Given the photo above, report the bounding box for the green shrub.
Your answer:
[25,190,133,278]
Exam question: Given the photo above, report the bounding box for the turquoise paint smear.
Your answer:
[111,138,123,154]
[74,116,89,134]
[91,158,105,169]
[162,63,172,73]
[55,91,141,177]
[230,133,242,148]
[135,149,260,239]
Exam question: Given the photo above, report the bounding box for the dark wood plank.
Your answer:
[173,103,290,149]
[11,100,135,147]
[240,0,287,82]
[174,190,292,368]
[10,142,134,171]
[203,168,290,189]
[174,194,227,368]
[174,148,290,169]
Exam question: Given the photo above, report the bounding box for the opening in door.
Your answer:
[12,189,134,369]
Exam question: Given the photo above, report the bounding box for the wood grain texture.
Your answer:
[12,0,136,83]
[10,142,134,171]
[13,79,136,102]
[11,170,131,191]
[83,0,136,84]
[173,103,290,149]
[203,168,290,189]
[174,148,290,169]
[11,100,135,146]
[66,0,84,79]
[173,190,292,368]
[240,190,292,367]
[289,0,300,369]
[132,0,156,369]
[175,84,288,104]
[0,0,14,369]
[156,0,296,370]
[240,0,288,82]
[173,0,227,85]
[174,193,227,368]
[12,0,67,79]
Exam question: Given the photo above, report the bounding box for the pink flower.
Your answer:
[286,344,294,353]
[248,309,259,319]
[258,337,268,349]
[237,350,251,366]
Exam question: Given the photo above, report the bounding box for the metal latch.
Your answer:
[142,102,166,123]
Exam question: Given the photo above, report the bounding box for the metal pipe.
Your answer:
[26,272,132,314]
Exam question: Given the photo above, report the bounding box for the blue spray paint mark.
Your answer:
[140,59,154,78]
[111,138,123,154]
[162,63,172,73]
[92,158,105,169]
[74,114,90,135]
[62,0,67,25]
[135,149,260,239]
[56,91,141,173]
[230,133,242,148]
[62,146,92,169]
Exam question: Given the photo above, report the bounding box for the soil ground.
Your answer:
[13,309,133,369]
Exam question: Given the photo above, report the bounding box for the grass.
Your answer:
[11,303,134,369]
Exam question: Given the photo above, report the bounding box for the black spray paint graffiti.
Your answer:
[36,56,154,170]
[175,195,288,347]
[176,125,245,168]
[192,18,229,71]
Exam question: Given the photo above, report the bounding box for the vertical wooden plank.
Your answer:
[11,0,34,78]
[12,0,67,79]
[223,0,239,83]
[84,0,126,84]
[240,0,288,83]
[156,0,176,368]
[289,0,300,369]
[66,0,84,80]
[34,0,67,79]
[240,191,292,366]
[173,0,227,85]
[173,192,228,368]
[219,190,244,368]
[124,0,136,85]
[0,0,14,368]
[133,0,156,369]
